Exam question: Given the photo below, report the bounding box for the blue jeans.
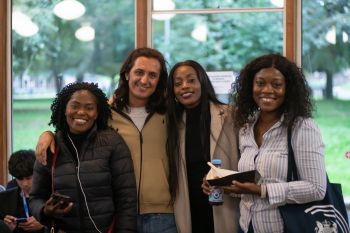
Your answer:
[137,213,177,233]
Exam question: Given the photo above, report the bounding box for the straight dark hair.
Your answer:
[166,60,223,202]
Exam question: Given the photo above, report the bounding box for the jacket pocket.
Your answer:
[140,158,171,204]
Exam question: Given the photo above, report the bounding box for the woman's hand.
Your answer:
[201,177,211,196]
[43,196,73,218]
[223,181,261,196]
[35,131,55,166]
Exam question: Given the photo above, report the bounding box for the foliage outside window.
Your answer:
[152,0,284,69]
[12,0,135,151]
[302,0,350,197]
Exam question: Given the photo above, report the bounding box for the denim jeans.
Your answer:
[137,213,177,233]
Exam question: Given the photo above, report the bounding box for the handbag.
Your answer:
[279,127,350,233]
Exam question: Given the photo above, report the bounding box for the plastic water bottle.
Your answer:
[209,159,223,205]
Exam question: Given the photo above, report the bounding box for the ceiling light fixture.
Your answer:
[53,0,85,20]
[75,24,95,42]
[12,11,39,37]
[152,0,175,21]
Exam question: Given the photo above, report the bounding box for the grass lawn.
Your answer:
[12,99,53,152]
[313,99,350,196]
[12,98,350,197]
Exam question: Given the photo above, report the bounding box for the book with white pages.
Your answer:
[206,162,261,186]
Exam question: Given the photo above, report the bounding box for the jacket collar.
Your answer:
[209,102,227,157]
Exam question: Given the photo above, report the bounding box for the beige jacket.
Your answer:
[174,103,240,233]
[109,108,173,214]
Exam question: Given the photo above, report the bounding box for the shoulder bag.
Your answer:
[279,127,350,233]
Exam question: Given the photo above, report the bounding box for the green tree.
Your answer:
[12,0,134,95]
[302,0,350,99]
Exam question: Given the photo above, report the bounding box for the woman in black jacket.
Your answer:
[29,82,137,233]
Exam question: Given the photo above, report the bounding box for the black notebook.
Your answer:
[207,170,261,186]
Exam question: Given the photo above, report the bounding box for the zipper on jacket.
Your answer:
[137,132,143,214]
[113,108,156,215]
[66,134,94,232]
[74,165,86,232]
[135,113,155,214]
[56,144,85,232]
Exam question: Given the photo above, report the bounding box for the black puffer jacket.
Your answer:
[30,127,137,233]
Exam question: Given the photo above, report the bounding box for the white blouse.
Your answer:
[238,114,327,233]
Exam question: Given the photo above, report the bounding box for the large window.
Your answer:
[150,0,285,102]
[151,0,284,70]
[302,1,350,197]
[7,1,345,197]
[12,0,135,152]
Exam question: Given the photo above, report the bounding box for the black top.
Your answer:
[65,128,91,164]
[185,104,214,233]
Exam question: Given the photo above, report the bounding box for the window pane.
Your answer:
[153,0,284,10]
[302,1,350,197]
[153,12,283,71]
[153,12,282,103]
[12,0,135,152]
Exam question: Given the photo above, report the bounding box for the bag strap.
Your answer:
[286,126,299,181]
[287,127,332,184]
[107,217,115,233]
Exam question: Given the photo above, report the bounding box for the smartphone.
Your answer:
[16,217,27,223]
[50,192,72,208]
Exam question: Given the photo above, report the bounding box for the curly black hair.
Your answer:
[112,47,168,114]
[49,82,111,132]
[232,53,313,128]
[9,149,35,179]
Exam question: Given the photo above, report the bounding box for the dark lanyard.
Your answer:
[21,191,30,218]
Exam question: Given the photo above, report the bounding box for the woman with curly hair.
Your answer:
[29,82,137,233]
[227,54,327,233]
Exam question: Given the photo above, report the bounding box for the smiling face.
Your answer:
[65,90,98,134]
[253,67,286,114]
[127,56,161,107]
[173,65,202,108]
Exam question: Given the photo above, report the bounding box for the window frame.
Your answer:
[0,0,298,184]
[0,0,10,184]
[146,0,298,61]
